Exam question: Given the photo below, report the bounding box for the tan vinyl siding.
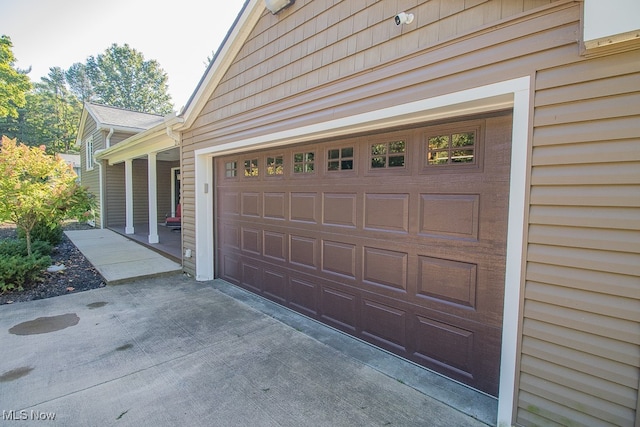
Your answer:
[518,49,640,426]
[105,163,125,227]
[181,0,573,273]
[79,118,102,225]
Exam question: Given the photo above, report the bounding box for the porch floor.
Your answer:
[109,223,182,262]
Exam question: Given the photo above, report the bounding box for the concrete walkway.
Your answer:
[64,229,182,284]
[0,276,493,426]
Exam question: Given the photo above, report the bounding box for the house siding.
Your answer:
[179,0,639,424]
[79,117,102,225]
[518,49,640,427]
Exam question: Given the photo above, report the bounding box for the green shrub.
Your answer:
[17,221,63,246]
[0,253,51,293]
[0,238,52,258]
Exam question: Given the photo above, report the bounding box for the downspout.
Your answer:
[105,127,114,148]
[93,149,106,229]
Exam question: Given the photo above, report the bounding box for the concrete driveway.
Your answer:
[0,276,493,426]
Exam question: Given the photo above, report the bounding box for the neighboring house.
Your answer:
[57,153,81,181]
[82,0,639,426]
[76,102,180,236]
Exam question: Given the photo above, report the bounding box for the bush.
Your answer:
[0,238,52,293]
[0,238,52,257]
[17,221,63,246]
[0,253,51,293]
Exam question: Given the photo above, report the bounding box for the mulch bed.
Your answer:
[0,222,106,305]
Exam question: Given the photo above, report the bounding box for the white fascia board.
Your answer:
[75,109,89,147]
[96,126,174,165]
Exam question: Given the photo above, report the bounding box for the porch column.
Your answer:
[124,158,134,234]
[147,152,159,244]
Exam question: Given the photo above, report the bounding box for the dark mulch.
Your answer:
[0,222,106,305]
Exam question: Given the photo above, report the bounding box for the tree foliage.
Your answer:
[0,40,174,153]
[0,35,31,119]
[84,43,173,115]
[0,136,95,255]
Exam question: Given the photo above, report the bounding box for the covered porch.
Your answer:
[95,115,184,261]
[110,223,182,262]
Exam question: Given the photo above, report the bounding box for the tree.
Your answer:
[85,43,173,115]
[0,35,32,119]
[65,62,94,103]
[0,136,94,255]
[0,68,82,154]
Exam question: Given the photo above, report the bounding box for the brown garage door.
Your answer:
[215,112,512,396]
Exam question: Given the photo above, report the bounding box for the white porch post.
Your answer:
[147,152,159,244]
[124,158,134,234]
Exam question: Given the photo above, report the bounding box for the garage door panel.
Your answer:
[290,192,318,223]
[241,227,261,255]
[320,286,358,333]
[416,255,478,308]
[363,193,410,233]
[362,298,408,353]
[263,269,286,303]
[321,240,357,279]
[412,314,476,380]
[241,262,261,293]
[419,193,480,240]
[263,192,286,220]
[216,114,511,395]
[363,247,409,291]
[322,192,358,228]
[263,231,287,262]
[289,235,318,269]
[241,192,260,217]
[289,276,319,316]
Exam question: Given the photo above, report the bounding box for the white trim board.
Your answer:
[194,76,532,426]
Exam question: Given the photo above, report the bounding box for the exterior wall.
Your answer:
[78,118,103,226]
[104,159,179,227]
[179,0,639,425]
[105,163,125,227]
[157,160,179,222]
[518,49,640,426]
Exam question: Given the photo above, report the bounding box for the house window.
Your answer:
[370,140,405,169]
[85,136,94,171]
[427,131,475,165]
[266,155,284,175]
[225,161,237,178]
[327,147,354,171]
[293,152,315,173]
[244,159,259,177]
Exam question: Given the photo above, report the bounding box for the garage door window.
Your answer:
[427,131,475,165]
[266,155,284,176]
[327,147,354,171]
[370,140,405,169]
[294,152,315,173]
[244,159,259,177]
[225,161,237,178]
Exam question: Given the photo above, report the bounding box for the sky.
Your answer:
[0,0,248,110]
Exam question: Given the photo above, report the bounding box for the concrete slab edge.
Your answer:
[210,279,497,426]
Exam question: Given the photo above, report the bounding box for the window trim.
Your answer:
[85,136,94,171]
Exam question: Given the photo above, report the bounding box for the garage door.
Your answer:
[215,113,512,396]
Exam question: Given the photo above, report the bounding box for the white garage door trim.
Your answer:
[194,76,532,426]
